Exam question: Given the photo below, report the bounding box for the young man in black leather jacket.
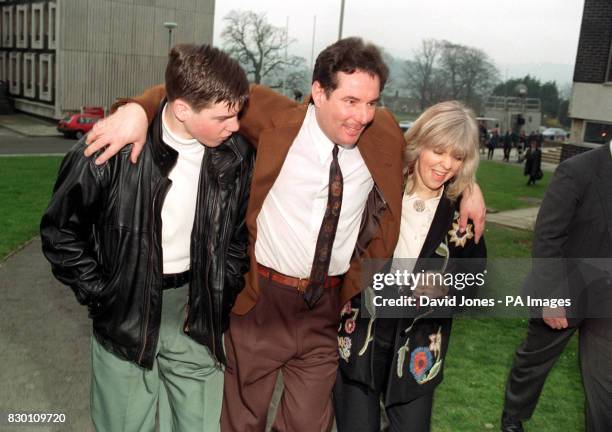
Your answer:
[40,44,254,432]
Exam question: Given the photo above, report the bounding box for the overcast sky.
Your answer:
[212,0,585,85]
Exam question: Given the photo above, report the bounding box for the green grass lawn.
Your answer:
[477,160,552,212]
[0,156,62,261]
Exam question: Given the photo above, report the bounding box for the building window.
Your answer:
[2,6,13,48]
[31,2,45,50]
[8,51,21,95]
[48,2,56,49]
[23,53,36,98]
[0,51,7,82]
[16,4,28,48]
[584,121,612,145]
[39,53,53,101]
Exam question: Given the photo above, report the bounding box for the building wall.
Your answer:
[0,0,215,118]
[569,0,612,150]
[0,1,57,117]
[569,82,612,124]
[573,0,612,84]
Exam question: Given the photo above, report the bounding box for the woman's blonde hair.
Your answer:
[403,100,479,201]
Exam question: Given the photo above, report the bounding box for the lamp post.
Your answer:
[338,0,345,40]
[163,22,178,51]
[516,83,528,134]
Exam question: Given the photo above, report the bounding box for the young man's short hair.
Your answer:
[312,37,389,95]
[165,44,249,111]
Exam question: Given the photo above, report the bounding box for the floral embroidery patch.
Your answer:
[344,319,356,334]
[447,221,474,248]
[409,347,433,381]
[338,336,352,362]
[340,302,352,317]
[429,328,442,357]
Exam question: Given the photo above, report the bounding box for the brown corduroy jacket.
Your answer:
[125,84,404,315]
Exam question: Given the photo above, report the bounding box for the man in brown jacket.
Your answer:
[86,38,485,431]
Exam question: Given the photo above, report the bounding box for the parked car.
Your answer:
[57,107,104,139]
[542,127,569,141]
[399,120,413,133]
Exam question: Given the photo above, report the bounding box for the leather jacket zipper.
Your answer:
[138,177,171,364]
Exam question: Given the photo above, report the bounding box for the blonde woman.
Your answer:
[334,101,487,432]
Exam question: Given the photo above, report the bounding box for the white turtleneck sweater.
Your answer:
[160,104,205,274]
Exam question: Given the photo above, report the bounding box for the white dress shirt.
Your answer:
[160,104,205,273]
[393,193,442,261]
[255,104,374,278]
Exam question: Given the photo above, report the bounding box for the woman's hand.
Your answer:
[458,183,486,243]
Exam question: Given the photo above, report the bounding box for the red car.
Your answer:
[58,107,104,139]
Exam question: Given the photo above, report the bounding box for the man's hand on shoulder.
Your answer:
[458,183,486,243]
[85,103,148,165]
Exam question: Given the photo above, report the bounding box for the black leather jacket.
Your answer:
[40,104,254,369]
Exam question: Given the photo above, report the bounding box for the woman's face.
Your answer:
[414,146,463,196]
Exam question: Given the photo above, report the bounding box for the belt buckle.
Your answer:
[296,278,308,293]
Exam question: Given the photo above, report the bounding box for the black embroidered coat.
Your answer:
[337,193,487,406]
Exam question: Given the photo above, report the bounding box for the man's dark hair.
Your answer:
[312,37,389,95]
[165,44,249,111]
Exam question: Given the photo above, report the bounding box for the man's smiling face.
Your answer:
[311,70,381,146]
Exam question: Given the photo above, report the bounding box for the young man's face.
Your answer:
[182,101,241,147]
[311,70,381,147]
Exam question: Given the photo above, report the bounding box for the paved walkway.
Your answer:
[487,206,540,231]
[480,148,558,172]
[0,238,92,432]
[0,113,61,137]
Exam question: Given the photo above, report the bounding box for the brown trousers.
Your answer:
[221,274,341,432]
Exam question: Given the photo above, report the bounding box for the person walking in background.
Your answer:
[517,130,526,163]
[487,130,499,160]
[479,122,488,155]
[524,139,542,186]
[503,131,512,162]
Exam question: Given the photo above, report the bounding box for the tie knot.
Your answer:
[332,144,339,159]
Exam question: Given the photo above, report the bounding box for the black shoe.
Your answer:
[501,413,524,432]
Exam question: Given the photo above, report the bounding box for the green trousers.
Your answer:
[90,285,223,432]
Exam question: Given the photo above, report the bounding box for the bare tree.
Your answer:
[404,39,441,111]
[438,41,499,107]
[403,39,498,111]
[221,10,302,85]
[439,41,463,100]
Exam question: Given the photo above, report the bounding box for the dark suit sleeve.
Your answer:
[533,161,581,258]
[528,161,582,300]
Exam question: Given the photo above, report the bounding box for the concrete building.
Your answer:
[567,0,612,157]
[0,0,214,119]
[483,95,542,135]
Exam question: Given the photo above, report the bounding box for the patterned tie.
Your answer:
[304,144,343,309]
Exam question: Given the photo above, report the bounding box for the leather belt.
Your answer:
[162,270,191,290]
[257,264,343,293]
